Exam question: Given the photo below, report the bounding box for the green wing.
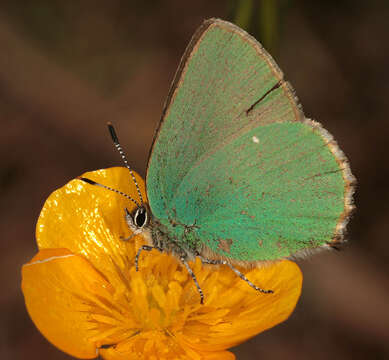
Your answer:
[146,19,354,262]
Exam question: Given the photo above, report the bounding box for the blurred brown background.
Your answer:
[1,1,388,359]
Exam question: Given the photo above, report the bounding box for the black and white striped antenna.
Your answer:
[77,176,141,208]
[107,122,144,206]
[78,123,144,208]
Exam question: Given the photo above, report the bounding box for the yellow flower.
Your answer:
[21,167,302,360]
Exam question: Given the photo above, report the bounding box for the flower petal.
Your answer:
[36,167,146,285]
[99,336,236,360]
[198,350,236,360]
[179,260,302,351]
[28,168,303,359]
[21,248,116,359]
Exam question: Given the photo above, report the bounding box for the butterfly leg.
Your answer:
[181,257,204,304]
[199,256,273,294]
[120,232,138,242]
[135,245,160,271]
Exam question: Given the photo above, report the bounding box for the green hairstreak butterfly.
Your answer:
[82,18,355,303]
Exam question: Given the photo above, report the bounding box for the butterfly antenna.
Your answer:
[78,177,141,208]
[107,122,144,206]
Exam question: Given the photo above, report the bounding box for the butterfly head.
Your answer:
[125,205,150,233]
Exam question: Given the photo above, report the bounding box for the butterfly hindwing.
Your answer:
[146,19,354,262]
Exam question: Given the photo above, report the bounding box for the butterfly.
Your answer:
[81,18,355,304]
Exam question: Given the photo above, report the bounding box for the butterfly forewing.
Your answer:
[147,19,302,221]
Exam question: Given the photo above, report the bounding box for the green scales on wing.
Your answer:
[146,19,354,263]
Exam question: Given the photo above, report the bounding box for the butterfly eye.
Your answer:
[134,207,148,228]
